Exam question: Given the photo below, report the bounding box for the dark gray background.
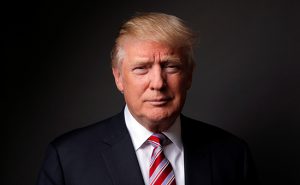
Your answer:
[3,0,299,185]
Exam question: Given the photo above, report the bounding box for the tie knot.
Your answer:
[148,133,168,147]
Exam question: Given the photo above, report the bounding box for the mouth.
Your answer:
[146,97,172,106]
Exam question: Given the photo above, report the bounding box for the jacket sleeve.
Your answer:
[36,143,65,185]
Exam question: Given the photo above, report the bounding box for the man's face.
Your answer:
[113,38,193,131]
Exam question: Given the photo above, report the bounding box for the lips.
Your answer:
[146,97,172,106]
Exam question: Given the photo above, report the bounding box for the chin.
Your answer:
[145,114,176,132]
[146,110,175,123]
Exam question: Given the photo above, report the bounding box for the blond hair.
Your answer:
[111,12,197,70]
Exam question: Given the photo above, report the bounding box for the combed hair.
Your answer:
[111,12,197,70]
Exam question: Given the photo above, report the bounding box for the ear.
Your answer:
[112,67,124,92]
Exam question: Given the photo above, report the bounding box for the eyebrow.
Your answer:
[132,56,182,65]
[161,56,181,63]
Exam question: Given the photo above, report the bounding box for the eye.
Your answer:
[132,66,148,75]
[164,64,181,73]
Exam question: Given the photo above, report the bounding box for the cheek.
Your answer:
[133,75,149,88]
[168,76,187,91]
[124,76,149,95]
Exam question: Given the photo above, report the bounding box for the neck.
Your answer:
[137,116,177,133]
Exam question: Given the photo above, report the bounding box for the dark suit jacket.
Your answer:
[36,111,258,185]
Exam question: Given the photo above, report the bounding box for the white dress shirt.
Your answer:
[124,105,185,185]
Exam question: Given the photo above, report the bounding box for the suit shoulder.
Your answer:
[181,115,247,146]
[181,116,258,184]
[51,112,124,149]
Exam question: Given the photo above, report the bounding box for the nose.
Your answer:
[149,65,166,91]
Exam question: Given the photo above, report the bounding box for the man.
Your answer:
[37,12,258,185]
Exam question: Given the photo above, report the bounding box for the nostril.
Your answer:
[150,79,167,91]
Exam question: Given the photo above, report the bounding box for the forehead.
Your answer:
[121,37,182,61]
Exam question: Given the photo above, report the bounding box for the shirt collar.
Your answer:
[124,105,183,151]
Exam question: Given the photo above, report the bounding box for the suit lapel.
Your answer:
[100,112,145,185]
[182,115,212,185]
[98,112,213,185]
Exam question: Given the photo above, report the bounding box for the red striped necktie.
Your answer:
[148,133,176,185]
